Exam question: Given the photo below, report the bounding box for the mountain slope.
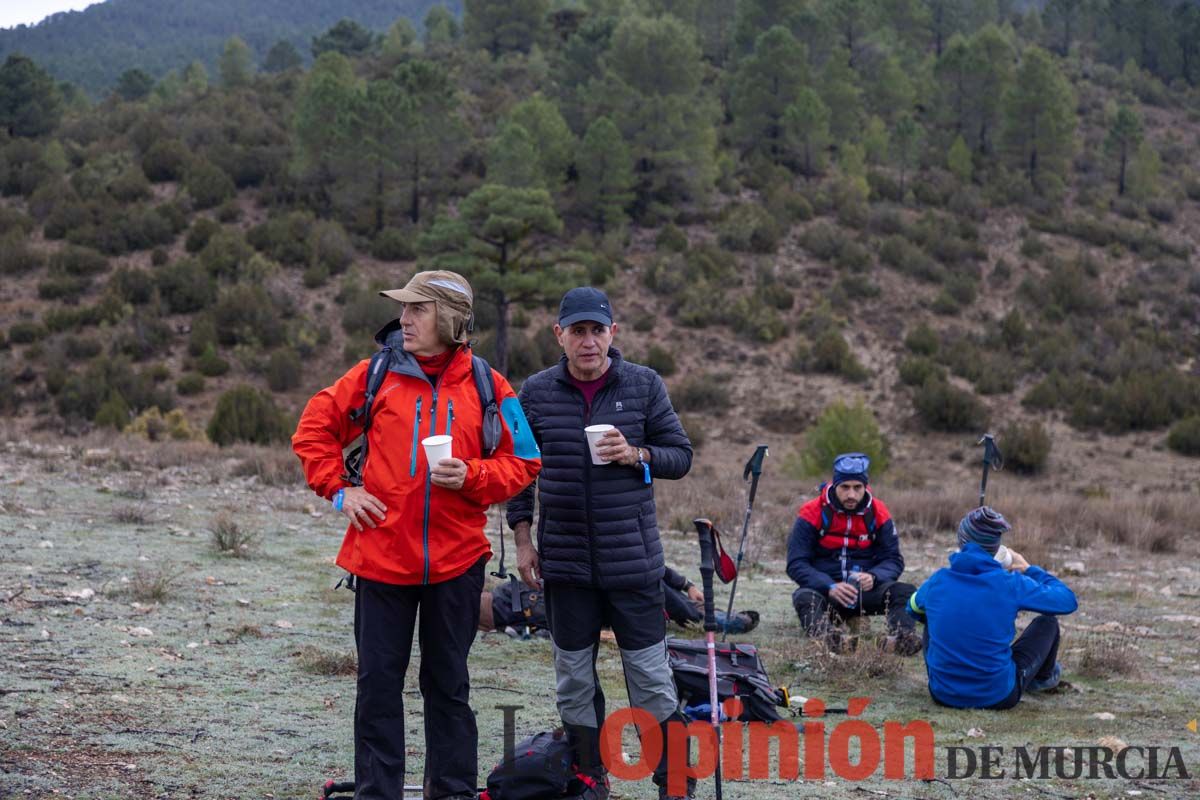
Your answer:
[0,0,461,96]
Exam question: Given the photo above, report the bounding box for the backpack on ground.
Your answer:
[343,345,501,486]
[666,637,784,722]
[481,729,594,800]
[491,578,549,633]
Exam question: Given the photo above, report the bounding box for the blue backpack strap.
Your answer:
[343,347,392,486]
[819,504,832,538]
[471,354,501,457]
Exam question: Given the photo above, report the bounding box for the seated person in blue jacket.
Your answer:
[907,506,1078,709]
[786,453,920,655]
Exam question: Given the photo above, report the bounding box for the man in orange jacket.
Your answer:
[293,270,541,800]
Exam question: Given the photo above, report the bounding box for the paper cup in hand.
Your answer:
[422,435,452,469]
[584,424,615,465]
[994,545,1013,570]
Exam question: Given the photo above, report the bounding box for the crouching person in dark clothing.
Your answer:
[908,507,1078,709]
[506,287,696,800]
[786,453,920,655]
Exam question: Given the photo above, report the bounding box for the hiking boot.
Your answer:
[724,610,760,634]
[657,778,697,800]
[1027,661,1062,692]
[882,631,923,657]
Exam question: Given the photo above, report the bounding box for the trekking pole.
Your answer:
[976,434,1003,507]
[722,445,768,641]
[693,519,723,800]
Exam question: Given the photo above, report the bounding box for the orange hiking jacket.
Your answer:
[293,343,541,586]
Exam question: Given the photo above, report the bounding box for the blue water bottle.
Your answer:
[848,565,862,611]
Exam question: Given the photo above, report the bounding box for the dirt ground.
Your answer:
[2,436,1199,800]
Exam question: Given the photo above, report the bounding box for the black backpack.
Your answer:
[666,637,784,722]
[491,579,549,632]
[482,730,592,800]
[343,345,501,486]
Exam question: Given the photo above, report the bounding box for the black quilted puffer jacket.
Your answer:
[506,349,692,589]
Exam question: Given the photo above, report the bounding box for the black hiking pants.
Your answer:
[792,579,917,638]
[353,558,486,800]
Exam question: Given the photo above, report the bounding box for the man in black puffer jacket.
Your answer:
[506,287,694,800]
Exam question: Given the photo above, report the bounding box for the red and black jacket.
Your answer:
[785,484,905,594]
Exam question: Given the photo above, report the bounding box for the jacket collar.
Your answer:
[554,346,624,385]
[376,319,471,385]
[949,542,1004,574]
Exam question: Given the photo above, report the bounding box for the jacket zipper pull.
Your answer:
[446,400,454,437]
[409,396,422,477]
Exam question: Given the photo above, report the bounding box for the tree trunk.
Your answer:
[1118,149,1127,196]
[495,243,510,376]
[375,166,384,234]
[409,152,421,224]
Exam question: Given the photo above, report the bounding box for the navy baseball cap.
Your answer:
[558,287,613,327]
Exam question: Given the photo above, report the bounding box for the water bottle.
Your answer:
[848,565,862,611]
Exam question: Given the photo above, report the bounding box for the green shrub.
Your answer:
[724,294,787,342]
[55,357,173,421]
[217,199,242,223]
[110,267,155,304]
[93,390,130,430]
[656,223,689,253]
[717,204,781,254]
[1167,416,1200,457]
[200,229,254,278]
[805,330,868,382]
[340,282,397,337]
[185,218,221,253]
[797,400,890,478]
[62,335,103,359]
[157,258,216,314]
[905,323,939,356]
[195,344,230,377]
[266,348,302,391]
[176,372,206,396]
[141,139,191,182]
[1002,421,1052,474]
[879,235,942,282]
[914,377,987,432]
[370,227,416,261]
[247,211,314,266]
[898,356,943,386]
[212,285,283,347]
[38,274,91,302]
[672,374,732,414]
[0,232,45,275]
[642,345,677,377]
[764,184,813,224]
[0,207,34,236]
[800,221,848,262]
[9,321,47,343]
[184,161,235,210]
[207,385,290,446]
[310,220,355,275]
[110,166,152,203]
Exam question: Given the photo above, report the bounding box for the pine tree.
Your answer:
[219,36,254,90]
[0,54,64,137]
[311,19,379,59]
[1002,46,1076,192]
[424,6,461,48]
[730,25,809,164]
[783,88,830,178]
[508,95,575,194]
[576,116,635,232]
[487,122,541,188]
[965,24,1015,155]
[182,61,208,94]
[115,69,154,102]
[1104,104,1142,196]
[419,185,565,375]
[862,115,890,165]
[947,134,973,183]
[892,114,923,194]
[818,51,863,142]
[263,41,303,74]
[464,0,551,57]
[1127,140,1161,204]
[292,52,359,217]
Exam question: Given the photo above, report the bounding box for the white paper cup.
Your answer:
[422,434,452,469]
[994,545,1013,570]
[584,424,615,465]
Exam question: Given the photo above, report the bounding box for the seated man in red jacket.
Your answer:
[786,453,920,655]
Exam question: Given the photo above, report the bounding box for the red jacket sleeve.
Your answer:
[460,370,541,506]
[292,360,369,501]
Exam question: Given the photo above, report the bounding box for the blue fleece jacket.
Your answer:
[908,543,1078,708]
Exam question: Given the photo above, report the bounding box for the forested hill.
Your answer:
[0,0,461,97]
[2,0,1200,479]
